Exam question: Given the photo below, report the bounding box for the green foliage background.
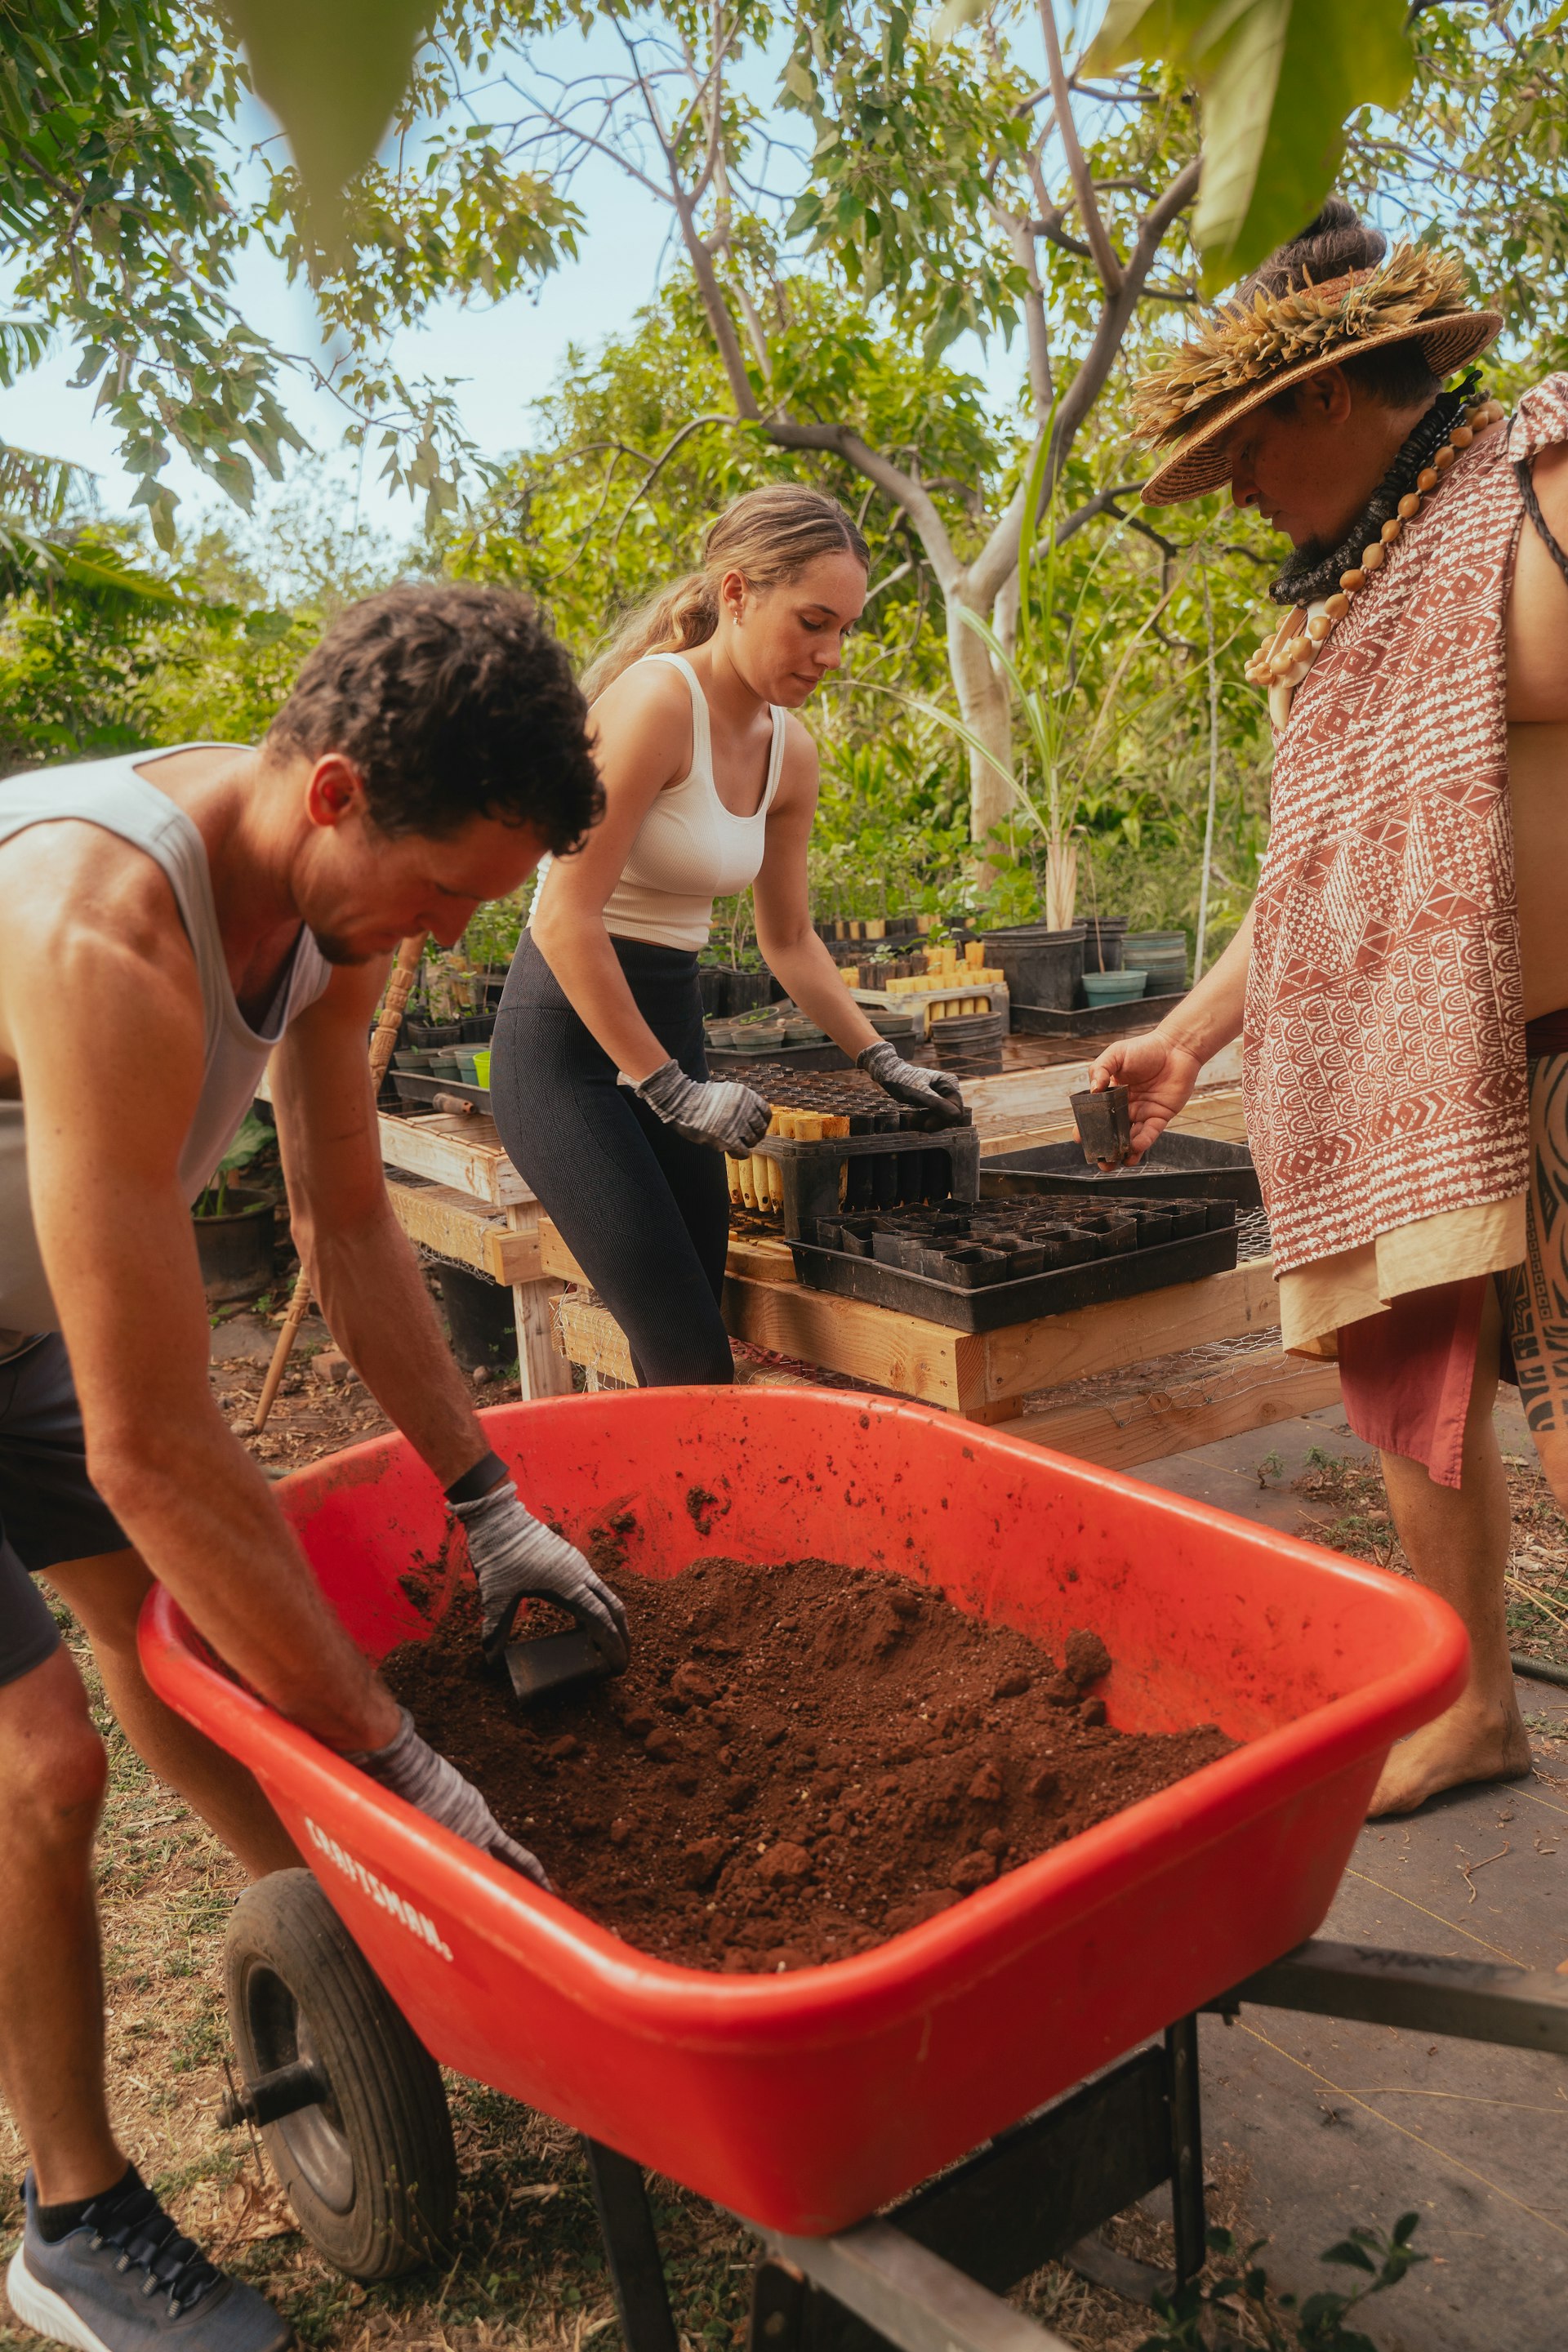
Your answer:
[4,0,1567,972]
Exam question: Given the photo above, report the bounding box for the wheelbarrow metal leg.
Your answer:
[1165,2016,1205,2288]
[751,2257,808,2352]
[583,2138,679,2352]
[757,2218,1076,2352]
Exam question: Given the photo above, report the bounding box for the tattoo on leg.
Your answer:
[1510,1055,1568,1433]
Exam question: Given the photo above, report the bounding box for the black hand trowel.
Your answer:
[483,1588,630,1704]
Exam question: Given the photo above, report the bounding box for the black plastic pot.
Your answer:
[194,1188,277,1301]
[1080,916,1129,974]
[698,967,777,1017]
[406,1019,462,1049]
[460,1012,497,1044]
[982,925,1085,1014]
[436,1263,517,1372]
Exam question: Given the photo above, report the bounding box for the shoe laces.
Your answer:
[83,2182,223,2319]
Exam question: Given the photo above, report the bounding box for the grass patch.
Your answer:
[1293,1444,1568,1670]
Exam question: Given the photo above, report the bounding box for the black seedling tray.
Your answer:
[707,1042,853,1075]
[1011,991,1185,1037]
[787,1190,1237,1332]
[755,1122,981,1235]
[983,1134,1262,1209]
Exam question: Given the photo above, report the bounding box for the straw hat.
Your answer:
[1135,244,1502,507]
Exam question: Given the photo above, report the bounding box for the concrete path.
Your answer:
[1129,1404,1568,2352]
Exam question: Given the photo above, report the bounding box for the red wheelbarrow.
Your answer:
[141,1388,1534,2348]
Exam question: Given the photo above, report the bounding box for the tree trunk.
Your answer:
[947,588,1014,874]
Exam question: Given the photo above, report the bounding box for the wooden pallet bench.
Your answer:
[354,1042,1268,1447]
[376,1109,571,1400]
[536,1067,1341,1467]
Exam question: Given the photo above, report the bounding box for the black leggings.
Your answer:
[490,934,733,1387]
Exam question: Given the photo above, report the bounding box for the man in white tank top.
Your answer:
[0,586,629,2352]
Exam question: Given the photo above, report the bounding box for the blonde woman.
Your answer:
[491,486,962,1387]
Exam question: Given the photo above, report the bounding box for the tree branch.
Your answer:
[1038,0,1123,295]
[864,557,914,604]
[608,413,737,553]
[964,154,1199,611]
[1053,480,1145,546]
[1033,212,1094,261]
[989,200,1053,422]
[615,23,761,421]
[760,418,961,587]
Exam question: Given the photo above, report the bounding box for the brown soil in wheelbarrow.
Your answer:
[381,1557,1235,1973]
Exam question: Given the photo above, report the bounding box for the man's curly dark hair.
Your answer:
[266,581,603,854]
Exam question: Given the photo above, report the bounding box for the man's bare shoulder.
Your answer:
[0,819,198,1052]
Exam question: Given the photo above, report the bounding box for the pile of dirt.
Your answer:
[381,1556,1235,1972]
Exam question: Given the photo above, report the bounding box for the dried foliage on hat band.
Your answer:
[1131,247,1473,446]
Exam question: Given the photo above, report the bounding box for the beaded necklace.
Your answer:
[1245,391,1507,702]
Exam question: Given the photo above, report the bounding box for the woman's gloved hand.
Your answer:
[635,1058,772,1153]
[345,1708,549,1885]
[857,1040,966,1125]
[452,1481,630,1664]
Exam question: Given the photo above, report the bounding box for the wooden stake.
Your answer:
[252,933,427,1433]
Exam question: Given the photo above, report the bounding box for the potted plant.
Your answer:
[192,1115,278,1300]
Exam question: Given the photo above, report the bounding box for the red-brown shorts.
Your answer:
[1336,1278,1493,1490]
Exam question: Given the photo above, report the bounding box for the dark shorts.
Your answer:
[0,1333,127,1688]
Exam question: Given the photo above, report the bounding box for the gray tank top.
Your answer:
[0,746,332,1339]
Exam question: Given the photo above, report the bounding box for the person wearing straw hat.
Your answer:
[1090,198,1568,1815]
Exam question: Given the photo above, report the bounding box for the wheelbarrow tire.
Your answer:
[223,1868,457,2282]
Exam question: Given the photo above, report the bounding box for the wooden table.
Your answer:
[367,1045,1339,1464]
[533,1064,1339,1466]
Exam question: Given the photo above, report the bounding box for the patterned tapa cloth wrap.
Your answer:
[1241,376,1568,1279]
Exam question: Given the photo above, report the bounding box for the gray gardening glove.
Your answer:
[453,1479,630,1665]
[346,1708,549,1885]
[635,1057,771,1154]
[858,1040,966,1125]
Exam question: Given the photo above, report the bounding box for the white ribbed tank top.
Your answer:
[0,746,332,1337]
[532,652,787,953]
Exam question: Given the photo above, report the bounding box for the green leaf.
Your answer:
[215,1114,273,1177]
[1086,0,1415,292]
[226,0,438,210]
[932,0,986,40]
[56,546,177,604]
[1320,2238,1380,2273]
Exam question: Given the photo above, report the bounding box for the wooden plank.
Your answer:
[722,1274,973,1410]
[722,1251,1276,1416]
[385,1178,541,1283]
[538,1218,588,1284]
[725,1232,798,1284]
[502,1202,573,1400]
[555,1292,636,1386]
[1001,1350,1340,1471]
[376,1109,532,1207]
[974,1255,1280,1407]
[539,1217,797,1288]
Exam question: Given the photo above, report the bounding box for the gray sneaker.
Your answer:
[6,2170,291,2352]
